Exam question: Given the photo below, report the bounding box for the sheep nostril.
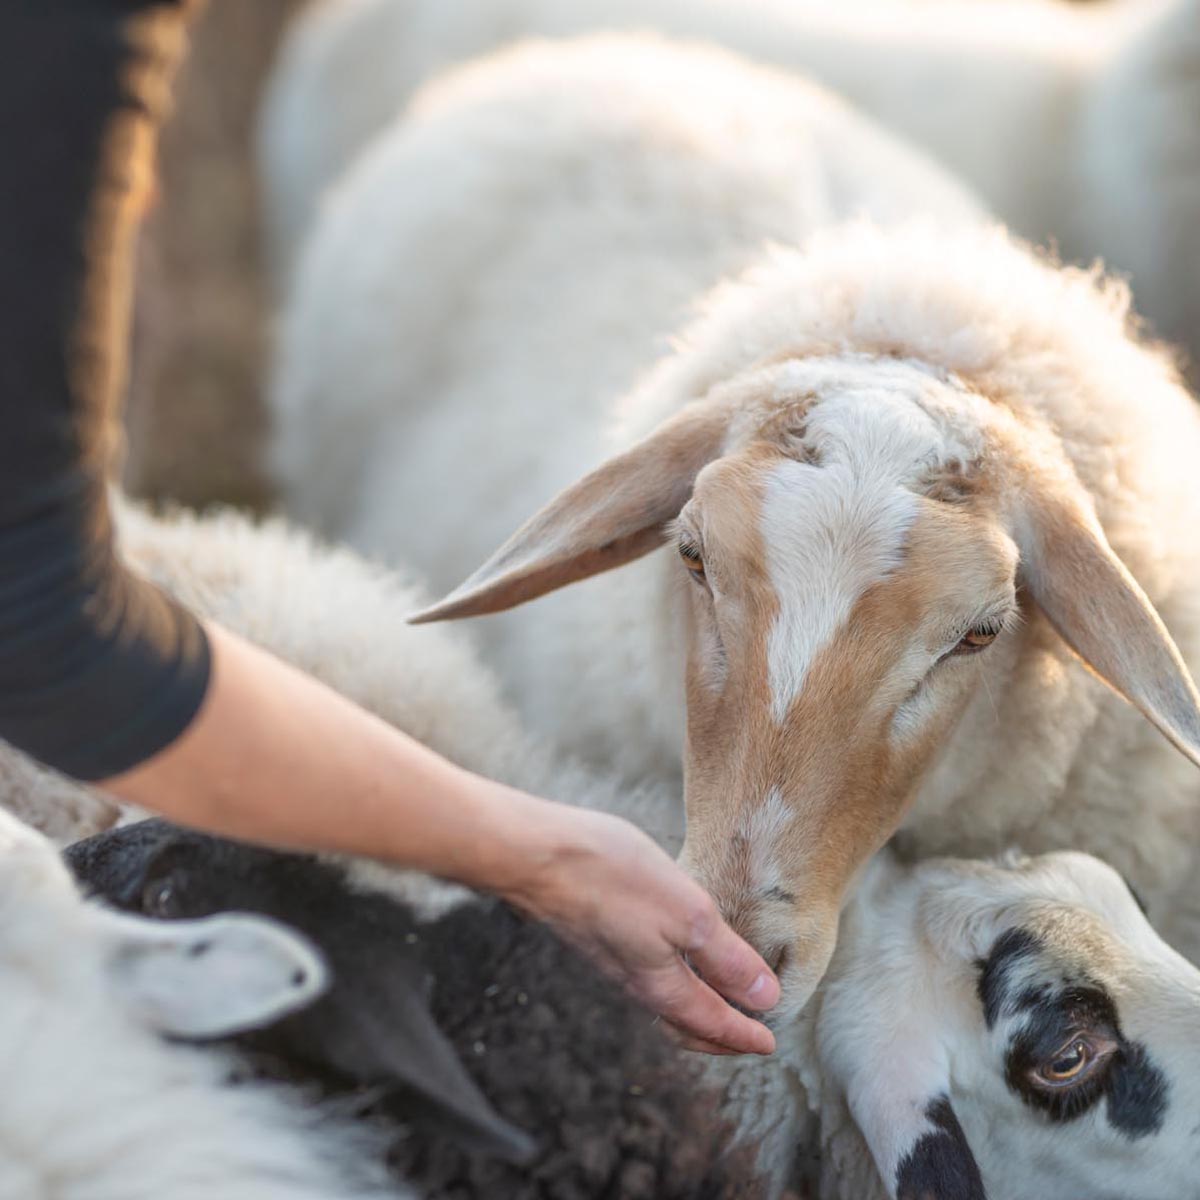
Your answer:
[764,944,789,977]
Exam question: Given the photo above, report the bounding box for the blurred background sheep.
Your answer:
[125,0,1192,519]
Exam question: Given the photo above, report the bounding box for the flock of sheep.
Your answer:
[4,1,1200,1198]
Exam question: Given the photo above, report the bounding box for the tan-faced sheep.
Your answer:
[258,0,1200,374]
[268,35,1200,1017]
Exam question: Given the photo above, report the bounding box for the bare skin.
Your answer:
[106,622,780,1055]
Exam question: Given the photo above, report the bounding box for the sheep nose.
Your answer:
[762,943,790,977]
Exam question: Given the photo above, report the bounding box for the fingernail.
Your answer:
[746,972,780,1008]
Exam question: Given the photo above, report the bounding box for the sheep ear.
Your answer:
[102,911,329,1038]
[883,1096,987,1200]
[308,954,537,1164]
[1018,479,1200,769]
[830,1053,986,1199]
[409,400,731,622]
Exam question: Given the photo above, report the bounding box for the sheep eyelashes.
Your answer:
[64,819,536,1166]
[976,926,1169,1137]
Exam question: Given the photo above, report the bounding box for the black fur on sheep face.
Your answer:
[65,821,774,1200]
[976,927,1169,1137]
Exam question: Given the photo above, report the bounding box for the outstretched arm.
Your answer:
[111,624,780,1054]
[0,0,778,1055]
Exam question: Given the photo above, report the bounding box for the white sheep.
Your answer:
[268,35,1200,1017]
[0,803,405,1200]
[258,0,1200,372]
[270,34,982,562]
[809,846,1200,1200]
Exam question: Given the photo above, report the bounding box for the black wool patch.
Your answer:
[894,1096,987,1200]
[1105,1041,1168,1138]
[66,821,773,1200]
[976,927,1044,1030]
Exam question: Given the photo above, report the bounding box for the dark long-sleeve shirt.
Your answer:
[0,0,210,780]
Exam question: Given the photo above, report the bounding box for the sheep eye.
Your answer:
[142,876,180,918]
[1030,1036,1110,1090]
[678,539,706,581]
[949,621,1002,656]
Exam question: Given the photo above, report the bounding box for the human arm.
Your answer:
[107,623,780,1055]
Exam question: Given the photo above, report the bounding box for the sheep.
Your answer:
[66,817,796,1200]
[267,34,1200,1018]
[269,35,983,564]
[813,845,1200,1200]
[258,0,1200,374]
[66,818,1200,1200]
[0,802,409,1200]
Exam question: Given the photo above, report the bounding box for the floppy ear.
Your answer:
[101,911,329,1038]
[410,399,731,623]
[289,952,537,1164]
[821,1026,986,1200]
[1016,474,1200,769]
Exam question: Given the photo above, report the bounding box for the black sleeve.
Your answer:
[0,0,211,781]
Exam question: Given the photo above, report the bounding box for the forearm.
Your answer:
[102,622,559,895]
[104,622,780,1055]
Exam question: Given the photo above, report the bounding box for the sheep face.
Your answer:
[818,850,1200,1200]
[415,355,1200,1014]
[670,376,1019,1013]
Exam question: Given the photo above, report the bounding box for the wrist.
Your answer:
[459,779,588,919]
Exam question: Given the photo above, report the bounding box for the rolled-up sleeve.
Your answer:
[0,0,210,781]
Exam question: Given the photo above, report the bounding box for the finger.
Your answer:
[687,915,780,1013]
[634,957,776,1056]
[668,1032,742,1056]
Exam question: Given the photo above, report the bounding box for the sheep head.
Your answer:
[817,848,1200,1200]
[412,356,1200,1014]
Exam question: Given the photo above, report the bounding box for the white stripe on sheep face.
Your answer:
[414,353,1200,1017]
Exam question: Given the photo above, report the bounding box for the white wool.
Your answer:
[268,33,1200,979]
[270,33,984,781]
[259,0,1200,371]
[0,809,399,1200]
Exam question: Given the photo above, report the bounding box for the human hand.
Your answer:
[498,801,780,1055]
